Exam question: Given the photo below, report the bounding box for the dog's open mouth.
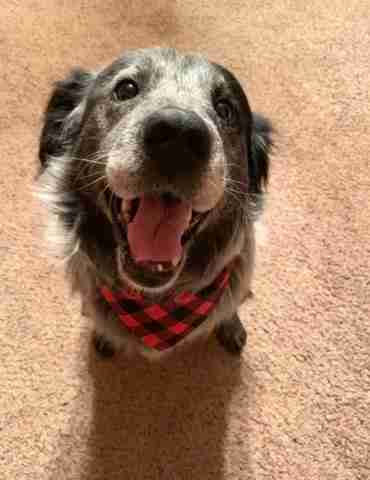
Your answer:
[111,191,208,287]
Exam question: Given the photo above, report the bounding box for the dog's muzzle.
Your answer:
[109,108,215,288]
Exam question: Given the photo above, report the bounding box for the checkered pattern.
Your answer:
[100,269,230,351]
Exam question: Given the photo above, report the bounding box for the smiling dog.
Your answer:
[36,48,273,358]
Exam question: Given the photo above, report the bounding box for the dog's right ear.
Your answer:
[249,113,274,194]
[39,68,94,168]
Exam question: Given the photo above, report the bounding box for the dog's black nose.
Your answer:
[143,108,211,176]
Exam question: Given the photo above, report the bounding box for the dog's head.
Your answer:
[38,48,272,294]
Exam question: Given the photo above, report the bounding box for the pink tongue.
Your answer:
[127,195,192,263]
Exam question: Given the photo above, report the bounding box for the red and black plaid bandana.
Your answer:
[100,269,230,351]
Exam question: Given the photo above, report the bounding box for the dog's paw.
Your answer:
[93,333,115,359]
[216,314,247,355]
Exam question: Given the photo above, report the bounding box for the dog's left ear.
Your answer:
[248,113,274,193]
[39,68,95,169]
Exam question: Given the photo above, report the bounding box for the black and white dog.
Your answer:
[36,48,273,358]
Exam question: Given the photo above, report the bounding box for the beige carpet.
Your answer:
[1,1,369,478]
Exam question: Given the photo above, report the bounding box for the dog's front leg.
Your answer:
[93,333,116,358]
[82,297,117,358]
[216,313,247,354]
[215,253,252,355]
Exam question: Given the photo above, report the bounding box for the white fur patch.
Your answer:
[33,154,81,263]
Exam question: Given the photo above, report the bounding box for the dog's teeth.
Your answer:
[191,214,201,228]
[120,199,133,223]
[172,256,181,267]
[157,264,164,272]
[122,212,131,223]
[122,199,132,213]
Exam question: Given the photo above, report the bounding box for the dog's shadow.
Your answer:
[49,335,254,479]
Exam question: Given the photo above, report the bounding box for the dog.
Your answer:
[36,47,273,359]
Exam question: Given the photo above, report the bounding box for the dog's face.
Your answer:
[38,48,272,294]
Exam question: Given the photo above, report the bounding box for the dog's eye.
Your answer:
[215,100,235,124]
[113,79,139,101]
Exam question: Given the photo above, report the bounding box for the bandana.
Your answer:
[100,269,230,351]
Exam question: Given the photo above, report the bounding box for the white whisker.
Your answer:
[77,174,107,191]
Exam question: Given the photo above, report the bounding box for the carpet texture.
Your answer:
[1,1,369,479]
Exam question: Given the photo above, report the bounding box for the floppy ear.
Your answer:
[249,113,273,193]
[39,68,94,168]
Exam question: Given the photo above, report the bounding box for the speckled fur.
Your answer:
[35,48,273,358]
